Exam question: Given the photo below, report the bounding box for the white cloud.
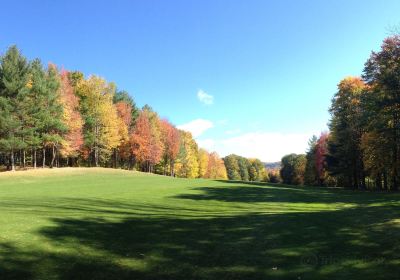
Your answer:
[177,119,214,137]
[197,139,215,151]
[197,132,315,162]
[197,89,214,105]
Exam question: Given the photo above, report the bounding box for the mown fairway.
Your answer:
[0,168,399,280]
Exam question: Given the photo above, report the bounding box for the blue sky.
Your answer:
[1,0,399,161]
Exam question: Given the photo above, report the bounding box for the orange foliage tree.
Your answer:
[58,70,84,164]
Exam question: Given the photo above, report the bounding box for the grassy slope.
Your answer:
[0,168,399,280]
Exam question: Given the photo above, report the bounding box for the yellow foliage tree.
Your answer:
[175,130,199,178]
[77,75,121,166]
[206,152,228,179]
[198,148,209,178]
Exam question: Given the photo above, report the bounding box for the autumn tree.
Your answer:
[143,106,164,172]
[115,100,132,167]
[160,119,180,176]
[77,75,121,166]
[198,148,209,178]
[248,158,267,182]
[280,153,306,185]
[223,154,265,182]
[267,169,281,183]
[206,152,228,179]
[175,130,199,178]
[362,35,400,190]
[68,71,84,88]
[130,110,151,170]
[114,90,138,125]
[223,154,241,180]
[58,69,84,164]
[326,77,366,189]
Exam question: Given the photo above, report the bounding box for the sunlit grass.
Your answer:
[0,168,399,279]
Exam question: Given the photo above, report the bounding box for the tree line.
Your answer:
[279,34,400,191]
[223,154,268,182]
[0,45,229,179]
[4,33,398,189]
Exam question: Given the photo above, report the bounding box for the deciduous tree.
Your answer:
[160,119,180,176]
[326,77,366,189]
[58,69,84,163]
[77,75,121,166]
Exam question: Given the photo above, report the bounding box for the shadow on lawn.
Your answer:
[175,181,400,205]
[1,201,399,279]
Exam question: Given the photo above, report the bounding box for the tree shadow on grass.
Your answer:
[1,201,399,280]
[175,182,400,205]
[0,241,141,280]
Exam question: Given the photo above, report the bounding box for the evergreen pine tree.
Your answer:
[0,46,30,171]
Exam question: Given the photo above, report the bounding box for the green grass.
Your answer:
[0,168,399,280]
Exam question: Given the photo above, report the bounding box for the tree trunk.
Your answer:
[94,123,99,167]
[33,149,37,169]
[94,147,99,167]
[50,145,56,168]
[22,149,26,168]
[383,171,388,190]
[392,112,399,191]
[360,156,366,190]
[5,155,10,171]
[353,165,358,189]
[128,155,134,170]
[10,149,15,171]
[375,173,382,191]
[42,147,46,168]
[114,149,118,169]
[170,160,174,177]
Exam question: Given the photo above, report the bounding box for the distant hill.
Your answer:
[264,162,281,170]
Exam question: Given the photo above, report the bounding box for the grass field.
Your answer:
[0,168,399,279]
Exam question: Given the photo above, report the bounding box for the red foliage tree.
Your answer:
[115,102,132,128]
[130,111,151,170]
